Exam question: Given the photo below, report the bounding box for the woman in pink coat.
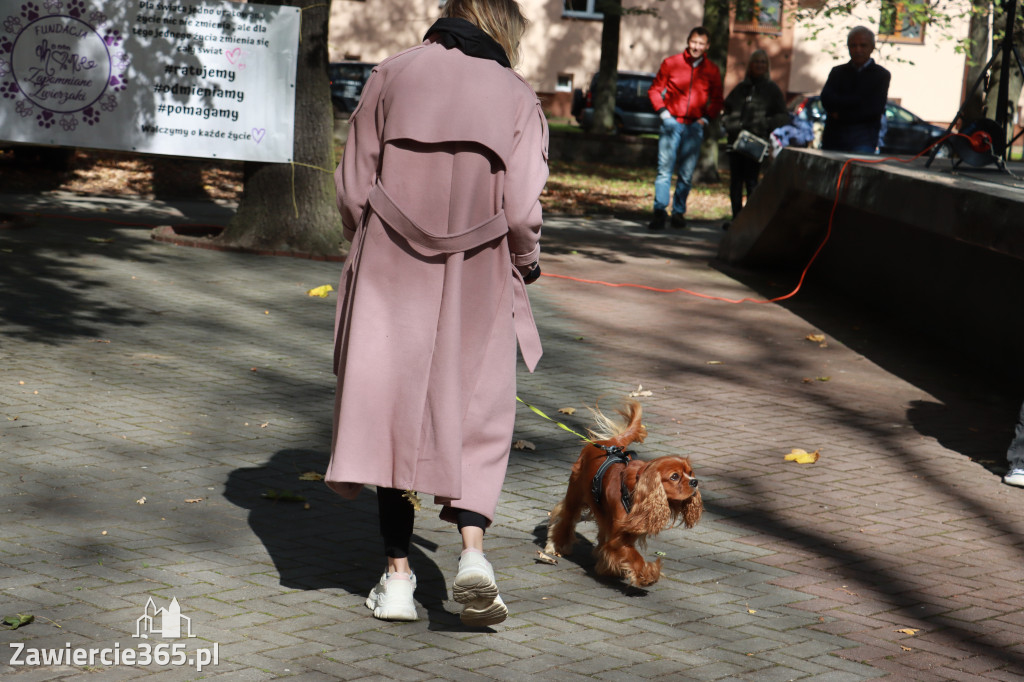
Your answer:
[325,0,548,626]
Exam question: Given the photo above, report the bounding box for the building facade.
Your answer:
[328,0,1005,127]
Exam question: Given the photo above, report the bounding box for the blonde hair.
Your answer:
[441,0,528,68]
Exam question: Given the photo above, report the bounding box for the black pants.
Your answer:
[377,487,487,559]
[728,151,761,219]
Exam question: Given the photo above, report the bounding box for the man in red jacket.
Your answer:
[647,27,723,230]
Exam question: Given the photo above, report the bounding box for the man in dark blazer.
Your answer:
[820,26,891,153]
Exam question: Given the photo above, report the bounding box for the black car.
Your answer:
[328,62,376,114]
[789,95,947,155]
[571,71,660,135]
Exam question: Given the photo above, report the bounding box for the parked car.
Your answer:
[571,71,660,135]
[789,95,947,155]
[328,62,376,114]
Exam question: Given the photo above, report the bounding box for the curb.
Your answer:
[150,224,347,262]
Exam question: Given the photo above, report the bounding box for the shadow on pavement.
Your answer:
[0,214,178,344]
[713,259,1020,474]
[223,448,468,629]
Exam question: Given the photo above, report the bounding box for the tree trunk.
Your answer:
[591,0,623,135]
[984,0,1024,156]
[218,0,343,256]
[695,0,730,183]
[961,0,991,122]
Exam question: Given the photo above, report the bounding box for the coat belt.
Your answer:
[368,183,509,254]
[366,182,543,372]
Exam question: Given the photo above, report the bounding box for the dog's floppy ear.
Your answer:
[622,462,670,536]
[682,489,703,529]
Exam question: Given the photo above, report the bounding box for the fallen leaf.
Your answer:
[895,628,920,635]
[402,490,422,511]
[747,608,757,614]
[805,333,826,343]
[1,614,33,630]
[261,490,306,503]
[536,550,558,565]
[101,531,107,536]
[816,376,831,382]
[87,237,114,244]
[654,551,667,556]
[706,360,723,365]
[784,448,820,464]
[185,498,203,504]
[900,646,912,651]
[259,422,269,428]
[306,284,334,298]
[136,497,146,505]
[298,471,324,481]
[512,439,536,451]
[558,407,576,415]
[628,384,653,397]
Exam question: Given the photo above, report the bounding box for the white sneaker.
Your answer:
[453,551,507,627]
[365,571,418,621]
[1004,469,1024,487]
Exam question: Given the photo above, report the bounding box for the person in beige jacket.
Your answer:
[326,0,548,626]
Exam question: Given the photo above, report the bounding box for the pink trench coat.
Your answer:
[324,41,549,523]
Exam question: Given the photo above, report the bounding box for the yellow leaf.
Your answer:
[806,333,826,343]
[558,407,576,415]
[402,490,422,511]
[895,628,920,635]
[900,646,912,651]
[185,498,203,504]
[512,439,536,451]
[784,448,820,464]
[747,609,757,614]
[298,472,324,481]
[706,360,723,365]
[306,284,334,298]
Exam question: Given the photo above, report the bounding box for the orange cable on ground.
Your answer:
[542,133,966,305]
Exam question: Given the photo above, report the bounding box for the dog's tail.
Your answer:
[587,400,647,448]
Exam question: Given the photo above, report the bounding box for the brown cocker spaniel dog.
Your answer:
[545,401,702,587]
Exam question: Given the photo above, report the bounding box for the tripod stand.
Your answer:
[927,0,1024,168]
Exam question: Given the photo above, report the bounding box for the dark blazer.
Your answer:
[820,60,890,151]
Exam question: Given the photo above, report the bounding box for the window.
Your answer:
[879,1,925,43]
[556,75,574,93]
[734,0,782,32]
[563,0,602,20]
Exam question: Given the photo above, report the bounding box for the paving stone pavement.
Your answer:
[2,192,1023,681]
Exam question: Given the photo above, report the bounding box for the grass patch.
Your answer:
[543,159,730,220]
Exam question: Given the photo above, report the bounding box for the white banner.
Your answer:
[0,0,299,162]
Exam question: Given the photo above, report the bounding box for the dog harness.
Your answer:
[590,445,638,513]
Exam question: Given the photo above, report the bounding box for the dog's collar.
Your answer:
[590,445,637,513]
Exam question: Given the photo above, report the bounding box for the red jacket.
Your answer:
[648,51,724,123]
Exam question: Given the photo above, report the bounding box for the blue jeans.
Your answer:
[654,120,704,215]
